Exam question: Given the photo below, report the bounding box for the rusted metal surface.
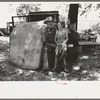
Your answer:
[10,21,46,69]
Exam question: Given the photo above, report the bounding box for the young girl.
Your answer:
[53,21,69,72]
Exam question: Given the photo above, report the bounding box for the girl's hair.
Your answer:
[61,21,65,28]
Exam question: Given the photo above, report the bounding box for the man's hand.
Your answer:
[57,43,62,46]
[51,44,56,47]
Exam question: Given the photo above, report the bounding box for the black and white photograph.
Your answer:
[0,1,100,82]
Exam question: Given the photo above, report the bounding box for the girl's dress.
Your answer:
[56,29,68,56]
[55,29,68,72]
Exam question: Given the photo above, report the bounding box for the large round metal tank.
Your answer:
[10,21,46,69]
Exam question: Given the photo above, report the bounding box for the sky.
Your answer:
[0,2,100,31]
[0,2,17,28]
[0,2,69,28]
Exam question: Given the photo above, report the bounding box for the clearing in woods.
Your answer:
[0,36,100,81]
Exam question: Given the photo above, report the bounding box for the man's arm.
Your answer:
[42,27,47,45]
[55,31,58,44]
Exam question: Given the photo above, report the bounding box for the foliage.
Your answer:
[8,3,100,31]
[79,3,92,16]
[55,4,69,21]
[79,3,100,17]
[16,4,41,16]
[91,23,100,34]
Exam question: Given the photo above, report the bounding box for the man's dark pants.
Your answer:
[47,46,55,70]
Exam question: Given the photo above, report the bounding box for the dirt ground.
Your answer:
[0,36,100,81]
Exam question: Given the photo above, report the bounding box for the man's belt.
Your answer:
[46,42,56,47]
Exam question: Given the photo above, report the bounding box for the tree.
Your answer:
[79,3,92,16]
[68,4,79,31]
[68,3,100,31]
[13,4,41,25]
[16,4,41,16]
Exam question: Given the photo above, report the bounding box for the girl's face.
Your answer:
[57,23,61,30]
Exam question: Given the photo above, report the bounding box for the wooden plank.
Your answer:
[79,41,100,46]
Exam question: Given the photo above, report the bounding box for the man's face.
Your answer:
[47,22,53,27]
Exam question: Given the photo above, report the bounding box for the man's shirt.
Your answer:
[44,26,56,44]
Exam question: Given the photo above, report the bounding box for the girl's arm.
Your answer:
[62,31,68,44]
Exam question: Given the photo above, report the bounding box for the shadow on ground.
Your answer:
[0,38,100,81]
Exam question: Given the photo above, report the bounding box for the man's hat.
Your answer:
[44,17,54,24]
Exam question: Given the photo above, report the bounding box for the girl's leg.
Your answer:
[63,51,69,72]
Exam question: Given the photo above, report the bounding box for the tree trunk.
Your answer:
[68,4,79,31]
[67,4,80,71]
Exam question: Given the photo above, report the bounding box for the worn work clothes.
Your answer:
[44,26,57,44]
[66,30,80,71]
[67,30,80,47]
[47,47,55,70]
[43,26,57,70]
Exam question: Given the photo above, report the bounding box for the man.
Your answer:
[66,24,80,71]
[43,17,57,71]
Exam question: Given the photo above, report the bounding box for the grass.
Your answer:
[0,40,100,81]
